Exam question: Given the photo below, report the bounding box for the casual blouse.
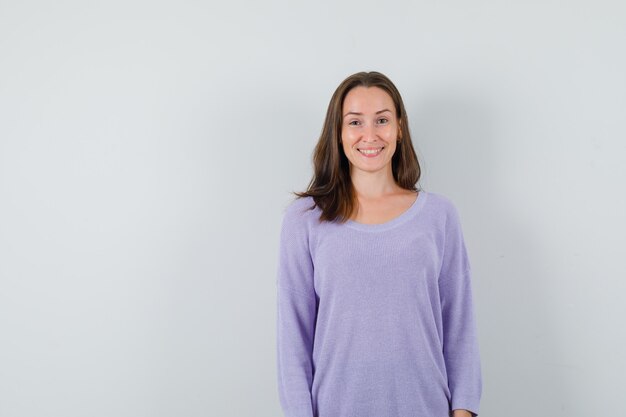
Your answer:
[276,190,482,417]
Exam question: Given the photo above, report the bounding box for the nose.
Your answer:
[362,123,379,142]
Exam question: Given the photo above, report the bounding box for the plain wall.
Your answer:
[1,1,625,416]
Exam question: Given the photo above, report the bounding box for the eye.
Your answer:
[348,120,361,126]
[377,118,389,124]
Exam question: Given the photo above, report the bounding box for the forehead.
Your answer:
[342,86,395,113]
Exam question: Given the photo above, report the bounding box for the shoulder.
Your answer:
[280,196,319,231]
[282,195,317,218]
[283,195,316,214]
[421,190,464,230]
[422,190,459,216]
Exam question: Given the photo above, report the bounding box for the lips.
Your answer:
[357,147,384,156]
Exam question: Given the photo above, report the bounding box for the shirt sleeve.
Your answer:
[438,202,482,416]
[275,202,317,417]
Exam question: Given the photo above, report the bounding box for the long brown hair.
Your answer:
[293,71,422,223]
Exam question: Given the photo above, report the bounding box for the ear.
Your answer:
[398,120,403,139]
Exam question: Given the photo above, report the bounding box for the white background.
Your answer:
[1,1,625,416]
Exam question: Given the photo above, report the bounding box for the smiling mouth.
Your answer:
[358,147,384,156]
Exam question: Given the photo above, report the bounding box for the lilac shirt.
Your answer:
[276,190,482,417]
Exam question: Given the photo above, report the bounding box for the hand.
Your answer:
[452,409,474,417]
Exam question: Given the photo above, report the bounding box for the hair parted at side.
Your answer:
[292,71,422,223]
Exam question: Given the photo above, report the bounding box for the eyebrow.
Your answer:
[343,109,392,117]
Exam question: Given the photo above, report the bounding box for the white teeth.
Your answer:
[358,148,383,155]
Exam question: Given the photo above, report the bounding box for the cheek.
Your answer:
[384,125,398,138]
[341,129,358,145]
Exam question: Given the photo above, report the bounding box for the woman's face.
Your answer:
[340,86,400,175]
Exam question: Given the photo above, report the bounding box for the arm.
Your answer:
[275,203,317,417]
[439,203,482,416]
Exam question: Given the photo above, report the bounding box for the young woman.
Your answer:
[276,71,482,417]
